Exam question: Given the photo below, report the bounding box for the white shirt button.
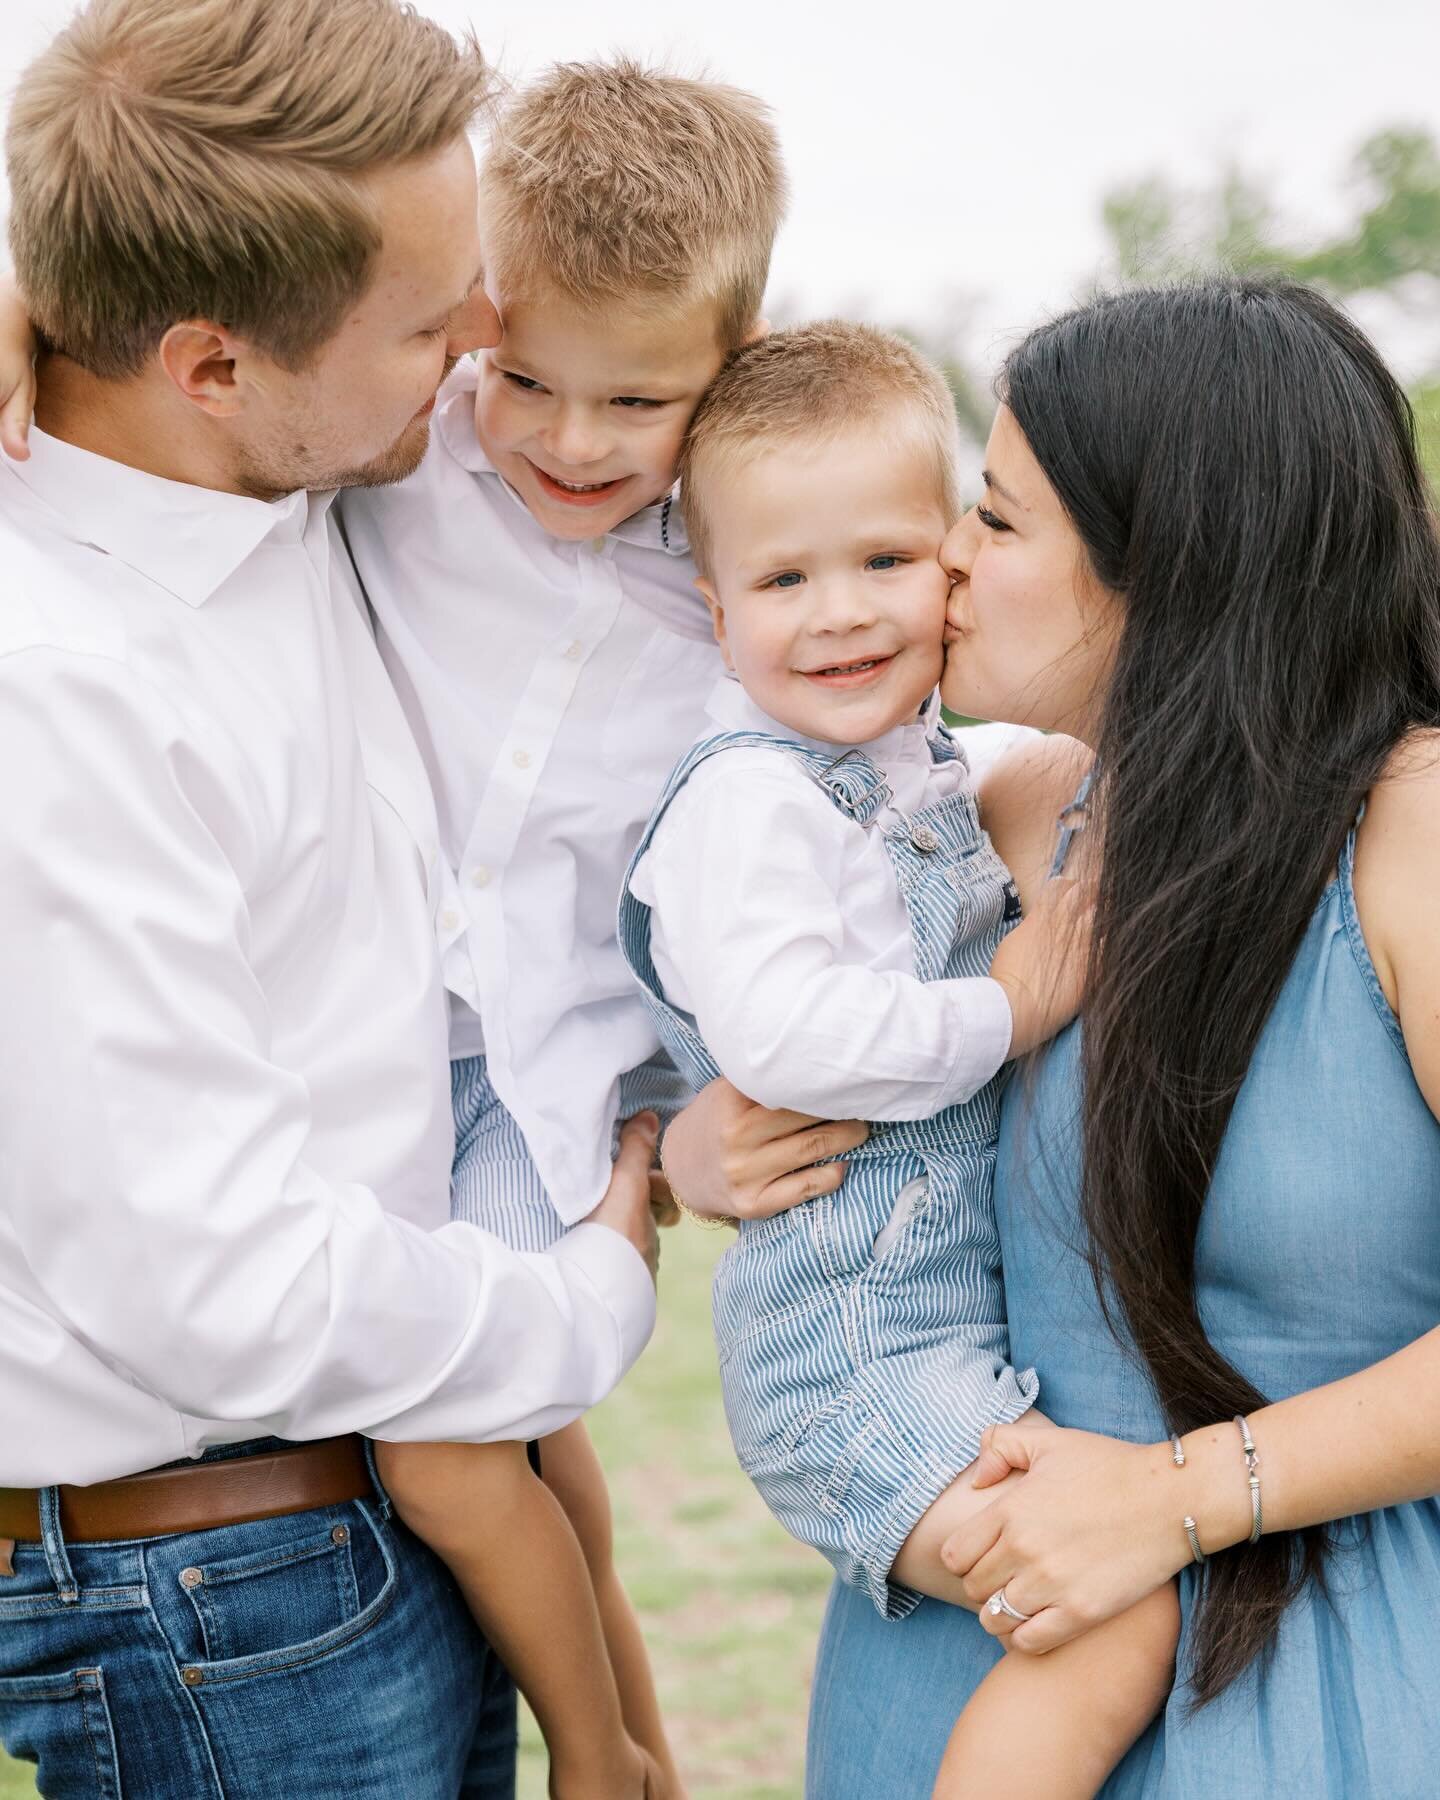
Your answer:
[440,908,460,932]
[471,866,491,888]
[512,748,532,769]
[564,640,583,661]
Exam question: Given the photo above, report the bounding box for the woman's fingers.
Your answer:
[1006,1605,1078,1655]
[941,1499,1005,1581]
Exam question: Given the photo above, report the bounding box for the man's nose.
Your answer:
[448,287,501,357]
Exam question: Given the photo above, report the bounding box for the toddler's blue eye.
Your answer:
[772,572,804,589]
[503,371,543,392]
[867,555,900,571]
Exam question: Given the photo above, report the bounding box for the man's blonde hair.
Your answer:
[6,0,491,379]
[679,321,963,576]
[478,59,786,349]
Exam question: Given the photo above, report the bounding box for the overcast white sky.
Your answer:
[4,0,1439,375]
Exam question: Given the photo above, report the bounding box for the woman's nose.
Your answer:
[940,512,976,583]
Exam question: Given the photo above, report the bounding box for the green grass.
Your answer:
[1,1225,827,1799]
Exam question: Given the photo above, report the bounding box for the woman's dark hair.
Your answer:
[1002,278,1440,1703]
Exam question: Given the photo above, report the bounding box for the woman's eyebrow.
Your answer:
[981,469,1025,509]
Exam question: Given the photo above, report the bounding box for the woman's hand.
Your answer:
[659,1077,868,1224]
[942,1419,1189,1654]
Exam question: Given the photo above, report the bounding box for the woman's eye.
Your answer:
[866,554,903,571]
[503,371,544,393]
[613,395,663,409]
[976,504,1011,533]
[766,572,805,590]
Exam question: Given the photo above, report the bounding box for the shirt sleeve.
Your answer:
[633,754,1013,1119]
[0,648,653,1447]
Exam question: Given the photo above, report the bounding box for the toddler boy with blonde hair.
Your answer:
[623,321,1181,1796]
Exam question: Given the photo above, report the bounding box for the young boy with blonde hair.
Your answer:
[342,59,788,1798]
[622,322,1182,1796]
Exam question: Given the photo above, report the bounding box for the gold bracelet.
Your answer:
[658,1130,735,1230]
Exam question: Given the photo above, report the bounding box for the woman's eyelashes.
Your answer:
[975,504,1011,533]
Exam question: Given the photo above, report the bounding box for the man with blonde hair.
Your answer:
[0,3,660,1794]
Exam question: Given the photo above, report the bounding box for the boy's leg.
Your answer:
[0,1468,512,1799]
[539,1421,684,1792]
[934,1585,1179,1798]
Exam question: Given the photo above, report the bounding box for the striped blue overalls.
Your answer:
[619,728,1040,1616]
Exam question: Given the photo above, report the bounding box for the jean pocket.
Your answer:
[163,1503,394,1679]
[0,1666,121,1799]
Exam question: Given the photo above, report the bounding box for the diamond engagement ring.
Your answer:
[986,1587,1032,1624]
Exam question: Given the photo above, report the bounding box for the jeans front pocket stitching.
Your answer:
[0,1666,121,1800]
[177,1501,398,1688]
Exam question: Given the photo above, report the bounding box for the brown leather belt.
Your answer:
[0,1437,372,1545]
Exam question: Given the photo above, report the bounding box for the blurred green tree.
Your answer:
[1101,127,1440,484]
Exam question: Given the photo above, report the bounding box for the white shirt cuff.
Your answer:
[550,1222,657,1379]
[944,976,1015,1104]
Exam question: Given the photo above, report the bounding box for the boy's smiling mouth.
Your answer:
[526,458,629,507]
[800,653,896,689]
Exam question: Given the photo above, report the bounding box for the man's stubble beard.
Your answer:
[235,357,456,500]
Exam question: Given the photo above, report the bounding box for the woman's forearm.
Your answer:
[1172,1323,1440,1554]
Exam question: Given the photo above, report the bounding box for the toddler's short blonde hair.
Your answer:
[679,321,963,576]
[479,59,786,350]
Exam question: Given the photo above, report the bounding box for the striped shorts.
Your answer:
[450,1053,691,1250]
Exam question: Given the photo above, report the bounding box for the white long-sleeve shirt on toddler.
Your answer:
[338,360,722,1223]
[627,678,1019,1120]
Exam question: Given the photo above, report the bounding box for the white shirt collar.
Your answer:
[434,360,690,558]
[7,427,322,608]
[703,672,942,772]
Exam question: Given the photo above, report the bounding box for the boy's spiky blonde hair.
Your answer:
[479,58,786,349]
[678,321,963,576]
[7,0,491,379]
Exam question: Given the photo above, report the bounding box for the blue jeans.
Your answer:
[0,1442,516,1798]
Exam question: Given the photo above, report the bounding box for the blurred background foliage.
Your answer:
[921,125,1440,490]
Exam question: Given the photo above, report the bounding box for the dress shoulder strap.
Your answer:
[1049,765,1096,879]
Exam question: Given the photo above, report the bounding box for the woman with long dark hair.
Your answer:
[664,276,1440,1793]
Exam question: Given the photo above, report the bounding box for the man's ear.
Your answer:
[695,576,735,670]
[157,322,250,419]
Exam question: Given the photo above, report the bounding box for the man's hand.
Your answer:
[584,1112,661,1281]
[660,1078,868,1224]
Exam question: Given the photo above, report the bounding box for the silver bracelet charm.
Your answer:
[1171,1434,1205,1562]
[1234,1414,1262,1544]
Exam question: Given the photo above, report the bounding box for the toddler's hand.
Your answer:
[0,272,38,463]
[990,877,1093,1059]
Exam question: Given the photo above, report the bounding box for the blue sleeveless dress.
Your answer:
[806,819,1440,1797]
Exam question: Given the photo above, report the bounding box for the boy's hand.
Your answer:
[0,272,38,463]
[990,877,1093,1059]
[585,1112,661,1281]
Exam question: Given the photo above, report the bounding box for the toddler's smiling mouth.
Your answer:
[800,654,895,688]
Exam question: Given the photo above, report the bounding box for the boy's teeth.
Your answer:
[817,658,879,675]
[551,475,612,492]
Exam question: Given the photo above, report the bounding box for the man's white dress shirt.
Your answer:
[628,680,1016,1119]
[339,361,721,1223]
[0,429,654,1487]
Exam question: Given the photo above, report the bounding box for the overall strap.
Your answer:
[618,730,892,1082]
